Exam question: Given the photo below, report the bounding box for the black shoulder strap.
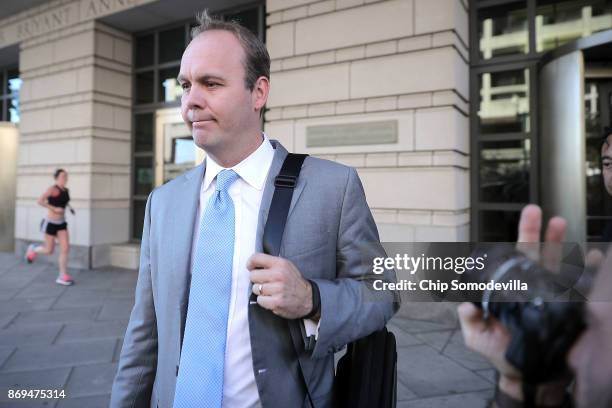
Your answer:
[260,152,316,407]
[262,153,308,257]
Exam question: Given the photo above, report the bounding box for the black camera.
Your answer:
[467,245,588,385]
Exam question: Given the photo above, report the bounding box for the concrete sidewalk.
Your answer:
[0,252,494,408]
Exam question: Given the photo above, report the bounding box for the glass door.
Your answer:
[154,107,205,186]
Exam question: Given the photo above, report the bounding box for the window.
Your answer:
[478,2,529,60]
[1,67,21,123]
[480,139,530,203]
[536,0,612,52]
[478,69,530,134]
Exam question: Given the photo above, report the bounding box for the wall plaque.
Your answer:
[306,120,398,148]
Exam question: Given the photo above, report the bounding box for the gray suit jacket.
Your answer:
[110,140,398,408]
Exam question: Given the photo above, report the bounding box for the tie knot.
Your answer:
[215,169,239,192]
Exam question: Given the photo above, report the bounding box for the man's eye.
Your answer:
[181,83,190,90]
[207,82,219,88]
[603,162,611,168]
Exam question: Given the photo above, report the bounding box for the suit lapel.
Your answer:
[172,159,206,348]
[255,140,307,254]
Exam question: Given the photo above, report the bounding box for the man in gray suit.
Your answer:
[111,10,398,408]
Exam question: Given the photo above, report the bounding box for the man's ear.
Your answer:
[252,76,270,114]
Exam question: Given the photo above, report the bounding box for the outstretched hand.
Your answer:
[457,204,568,401]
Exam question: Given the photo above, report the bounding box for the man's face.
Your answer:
[568,252,612,408]
[602,134,612,195]
[178,30,260,155]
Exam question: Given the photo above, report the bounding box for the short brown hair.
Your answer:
[191,10,270,92]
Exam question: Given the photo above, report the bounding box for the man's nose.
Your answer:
[183,84,206,110]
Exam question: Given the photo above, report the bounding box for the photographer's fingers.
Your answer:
[544,216,567,243]
[516,204,542,262]
[457,302,486,335]
[542,216,567,273]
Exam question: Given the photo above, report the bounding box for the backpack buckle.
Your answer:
[274,175,297,188]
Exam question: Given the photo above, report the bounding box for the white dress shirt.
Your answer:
[190,134,317,408]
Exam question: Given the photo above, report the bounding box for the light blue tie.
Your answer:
[174,169,240,408]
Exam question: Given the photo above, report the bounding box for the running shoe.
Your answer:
[25,244,37,264]
[55,273,74,286]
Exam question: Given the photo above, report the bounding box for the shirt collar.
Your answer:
[202,133,274,192]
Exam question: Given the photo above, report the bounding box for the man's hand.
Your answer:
[458,204,568,402]
[247,253,313,320]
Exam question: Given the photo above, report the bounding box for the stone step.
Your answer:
[109,243,140,270]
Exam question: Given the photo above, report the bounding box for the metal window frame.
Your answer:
[469,0,541,241]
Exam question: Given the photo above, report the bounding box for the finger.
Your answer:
[249,267,279,284]
[517,204,542,262]
[256,294,280,314]
[542,217,567,273]
[246,252,279,271]
[585,248,604,269]
[517,204,542,242]
[251,282,283,296]
[457,302,484,325]
[544,216,567,243]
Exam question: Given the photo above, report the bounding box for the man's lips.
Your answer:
[191,119,215,127]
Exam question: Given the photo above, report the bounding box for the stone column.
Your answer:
[15,20,132,268]
[265,0,470,242]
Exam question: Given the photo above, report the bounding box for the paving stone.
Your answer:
[0,347,15,369]
[0,313,17,330]
[0,289,20,301]
[112,338,124,363]
[0,367,71,399]
[7,262,48,275]
[392,318,458,334]
[398,390,494,408]
[396,376,418,401]
[111,271,138,286]
[442,341,493,371]
[388,324,424,348]
[413,330,454,352]
[397,345,491,398]
[55,321,127,344]
[96,300,134,321]
[56,394,109,408]
[14,283,68,300]
[63,363,118,398]
[0,298,57,315]
[450,329,465,344]
[66,273,115,290]
[0,398,58,407]
[0,272,40,290]
[106,288,135,299]
[0,339,115,373]
[8,308,101,328]
[475,369,497,384]
[52,290,108,310]
[0,324,63,347]
[0,254,20,273]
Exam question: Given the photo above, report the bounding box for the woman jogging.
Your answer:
[25,168,75,286]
